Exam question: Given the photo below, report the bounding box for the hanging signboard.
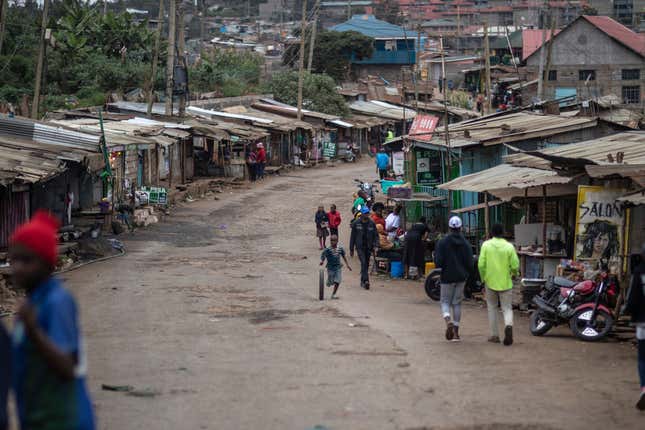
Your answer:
[408,114,439,143]
[574,185,627,275]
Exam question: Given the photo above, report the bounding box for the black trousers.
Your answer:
[357,248,371,285]
[379,169,387,180]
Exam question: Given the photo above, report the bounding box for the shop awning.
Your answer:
[617,190,645,206]
[451,200,504,213]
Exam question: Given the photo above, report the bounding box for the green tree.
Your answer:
[282,30,373,82]
[268,71,349,117]
[189,50,263,96]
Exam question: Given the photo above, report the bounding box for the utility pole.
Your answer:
[543,13,557,102]
[0,0,8,56]
[199,0,205,51]
[505,26,523,104]
[103,0,108,15]
[347,0,351,20]
[536,3,548,101]
[32,0,50,119]
[147,0,164,118]
[178,4,187,116]
[483,21,492,113]
[440,36,452,213]
[296,0,307,120]
[165,0,177,116]
[414,24,421,108]
[307,0,319,72]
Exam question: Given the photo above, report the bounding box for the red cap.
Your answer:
[10,210,60,267]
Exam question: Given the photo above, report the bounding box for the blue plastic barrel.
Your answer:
[390,261,404,278]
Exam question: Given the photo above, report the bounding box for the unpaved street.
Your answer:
[62,160,642,430]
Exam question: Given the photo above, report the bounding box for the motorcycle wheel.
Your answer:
[529,311,553,336]
[569,308,613,341]
[424,273,441,301]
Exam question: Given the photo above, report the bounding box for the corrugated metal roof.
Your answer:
[0,116,100,152]
[252,102,339,121]
[330,15,417,39]
[431,112,599,149]
[349,101,417,121]
[107,101,179,115]
[438,164,572,193]
[617,190,645,206]
[505,131,645,170]
[187,106,273,124]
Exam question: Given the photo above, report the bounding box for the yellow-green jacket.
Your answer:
[478,237,520,291]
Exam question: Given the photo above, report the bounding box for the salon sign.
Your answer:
[574,186,627,273]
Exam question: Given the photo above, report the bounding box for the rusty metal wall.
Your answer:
[0,188,30,249]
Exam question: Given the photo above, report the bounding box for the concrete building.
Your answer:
[588,0,645,29]
[525,15,645,107]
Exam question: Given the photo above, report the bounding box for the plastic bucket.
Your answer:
[390,261,404,278]
[425,262,436,274]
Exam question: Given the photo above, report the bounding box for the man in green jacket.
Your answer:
[478,223,520,346]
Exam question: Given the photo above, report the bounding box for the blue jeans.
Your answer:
[257,163,265,179]
[440,282,465,326]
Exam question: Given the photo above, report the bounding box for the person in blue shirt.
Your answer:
[375,150,390,180]
[0,322,9,430]
[9,211,95,430]
[320,235,352,299]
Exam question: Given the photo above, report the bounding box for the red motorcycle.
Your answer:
[529,273,618,341]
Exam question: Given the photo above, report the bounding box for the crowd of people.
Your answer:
[245,142,267,182]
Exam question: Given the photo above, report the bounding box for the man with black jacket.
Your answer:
[625,243,645,410]
[434,216,474,341]
[350,206,379,289]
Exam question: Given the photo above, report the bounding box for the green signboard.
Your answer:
[140,186,168,205]
[322,142,336,158]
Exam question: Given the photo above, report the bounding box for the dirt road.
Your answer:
[62,160,642,430]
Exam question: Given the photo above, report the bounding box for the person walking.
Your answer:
[315,206,330,250]
[350,206,379,290]
[376,150,390,180]
[624,243,645,410]
[9,211,95,429]
[478,223,519,346]
[434,216,473,341]
[255,142,267,180]
[402,216,429,279]
[327,204,342,237]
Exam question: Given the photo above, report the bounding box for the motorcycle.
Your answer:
[342,144,358,163]
[529,273,618,341]
[424,257,484,301]
[354,179,377,201]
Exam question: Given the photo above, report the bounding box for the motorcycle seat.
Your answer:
[553,277,577,288]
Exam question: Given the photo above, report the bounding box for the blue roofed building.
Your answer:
[330,15,422,80]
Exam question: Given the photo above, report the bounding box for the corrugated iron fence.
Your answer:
[0,189,29,249]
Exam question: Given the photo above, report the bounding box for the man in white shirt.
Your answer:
[385,206,402,240]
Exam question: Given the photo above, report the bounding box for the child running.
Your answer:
[315,206,330,250]
[320,235,352,299]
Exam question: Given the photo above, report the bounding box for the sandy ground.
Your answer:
[57,159,643,430]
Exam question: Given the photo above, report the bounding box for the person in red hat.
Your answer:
[9,210,95,430]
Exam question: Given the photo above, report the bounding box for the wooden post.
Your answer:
[542,185,547,257]
[484,192,490,238]
[147,0,164,118]
[296,0,307,121]
[165,0,177,116]
[307,0,319,72]
[178,4,187,116]
[168,144,174,190]
[524,187,529,223]
[0,0,8,55]
[31,0,50,119]
[440,36,452,212]
[483,21,492,114]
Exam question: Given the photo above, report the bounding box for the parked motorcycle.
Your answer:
[424,257,484,301]
[529,273,618,341]
[342,144,358,163]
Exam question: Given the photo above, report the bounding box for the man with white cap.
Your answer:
[434,216,473,341]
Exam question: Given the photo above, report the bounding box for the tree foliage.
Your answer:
[373,0,402,25]
[267,71,349,117]
[190,50,263,96]
[282,30,373,82]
